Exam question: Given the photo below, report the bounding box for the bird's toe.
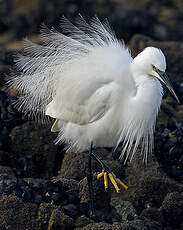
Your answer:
[97,170,128,193]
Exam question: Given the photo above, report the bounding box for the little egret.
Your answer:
[8,15,179,216]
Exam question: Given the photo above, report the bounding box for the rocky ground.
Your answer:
[0,0,183,230]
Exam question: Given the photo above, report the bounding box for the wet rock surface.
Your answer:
[60,148,123,181]
[10,122,60,178]
[160,192,183,228]
[0,195,38,230]
[79,173,111,213]
[0,1,183,230]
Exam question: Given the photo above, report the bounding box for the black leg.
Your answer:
[87,142,95,217]
[86,144,111,217]
[86,144,128,220]
[91,151,111,172]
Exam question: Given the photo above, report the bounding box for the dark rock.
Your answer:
[0,150,12,165]
[77,202,90,215]
[12,14,34,39]
[22,187,33,202]
[0,128,12,152]
[129,175,182,212]
[167,117,179,131]
[160,192,183,228]
[47,208,74,230]
[75,215,94,228]
[76,222,112,230]
[0,49,15,65]
[0,0,12,17]
[59,150,97,181]
[111,223,138,230]
[179,222,183,230]
[110,195,137,222]
[129,219,162,230]
[50,179,83,210]
[0,165,15,178]
[10,122,62,178]
[15,155,30,176]
[34,194,43,204]
[153,24,170,41]
[163,137,177,150]
[67,192,80,204]
[51,192,62,204]
[0,90,26,141]
[0,0,12,32]
[140,208,164,224]
[10,184,23,198]
[123,154,183,213]
[25,178,45,189]
[76,222,138,230]
[59,148,124,181]
[0,195,38,230]
[79,173,111,212]
[109,8,154,41]
[154,122,183,179]
[127,213,137,221]
[37,203,57,230]
[0,64,11,85]
[162,128,171,138]
[0,166,17,195]
[164,165,183,179]
[53,177,79,192]
[43,181,62,193]
[21,178,68,205]
[62,203,79,217]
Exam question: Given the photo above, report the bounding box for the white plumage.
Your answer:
[8,15,179,163]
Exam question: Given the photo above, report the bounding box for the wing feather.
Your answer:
[46,81,117,125]
[7,15,133,122]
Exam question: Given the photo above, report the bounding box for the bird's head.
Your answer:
[131,46,179,103]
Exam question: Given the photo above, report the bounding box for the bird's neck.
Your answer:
[116,75,163,162]
[130,75,163,120]
[134,75,163,103]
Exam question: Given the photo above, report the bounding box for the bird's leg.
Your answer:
[86,143,128,218]
[86,142,95,217]
[91,152,110,171]
[91,151,128,193]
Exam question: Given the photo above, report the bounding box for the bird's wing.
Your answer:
[7,15,134,122]
[46,81,118,125]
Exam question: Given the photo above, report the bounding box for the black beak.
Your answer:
[155,68,180,104]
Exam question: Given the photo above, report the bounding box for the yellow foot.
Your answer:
[97,170,128,193]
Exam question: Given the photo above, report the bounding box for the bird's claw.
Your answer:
[97,170,128,193]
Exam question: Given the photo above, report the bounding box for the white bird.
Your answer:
[8,16,179,203]
[9,15,179,161]
[9,16,179,199]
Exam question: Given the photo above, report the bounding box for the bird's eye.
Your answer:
[152,65,156,71]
